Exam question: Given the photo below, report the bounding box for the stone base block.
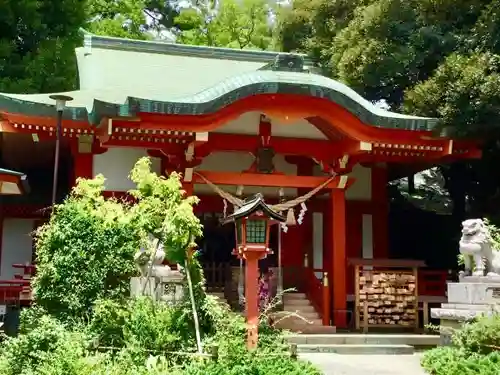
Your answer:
[130,277,156,298]
[130,275,184,304]
[431,280,500,346]
[447,281,500,305]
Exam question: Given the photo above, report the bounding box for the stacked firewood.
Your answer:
[358,271,417,327]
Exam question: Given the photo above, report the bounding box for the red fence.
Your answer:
[418,270,448,296]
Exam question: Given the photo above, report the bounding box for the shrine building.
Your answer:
[0,31,481,330]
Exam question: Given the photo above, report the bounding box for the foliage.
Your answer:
[404,52,500,138]
[274,0,500,232]
[88,297,193,355]
[86,0,150,39]
[32,176,141,321]
[452,314,500,355]
[175,0,273,49]
[0,0,86,93]
[421,346,500,375]
[0,295,320,375]
[0,314,90,375]
[32,158,201,323]
[422,313,500,375]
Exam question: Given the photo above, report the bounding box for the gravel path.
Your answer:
[301,353,427,375]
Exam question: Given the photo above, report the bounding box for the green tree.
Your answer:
[276,0,500,221]
[86,0,149,39]
[32,158,201,322]
[86,0,182,40]
[0,0,87,93]
[175,0,273,49]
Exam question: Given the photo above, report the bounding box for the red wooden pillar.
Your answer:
[331,189,347,328]
[73,153,93,183]
[244,251,261,349]
[70,140,95,186]
[182,181,194,197]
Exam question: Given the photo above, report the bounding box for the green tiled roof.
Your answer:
[0,40,439,132]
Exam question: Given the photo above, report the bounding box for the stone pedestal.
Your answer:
[130,272,185,304]
[431,276,500,345]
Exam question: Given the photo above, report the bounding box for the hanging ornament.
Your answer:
[297,202,308,225]
[278,187,288,233]
[286,208,296,226]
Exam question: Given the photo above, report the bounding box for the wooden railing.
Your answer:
[304,268,330,325]
[418,270,448,296]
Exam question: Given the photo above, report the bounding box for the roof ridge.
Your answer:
[79,28,315,65]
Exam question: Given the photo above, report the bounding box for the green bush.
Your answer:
[33,176,141,322]
[452,314,500,355]
[88,297,189,353]
[32,158,203,324]
[422,313,500,375]
[422,346,500,375]
[0,315,89,375]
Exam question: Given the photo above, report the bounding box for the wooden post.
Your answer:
[363,301,369,333]
[355,265,360,330]
[331,189,347,328]
[423,301,429,332]
[245,253,260,349]
[414,266,420,332]
[290,343,298,360]
[322,272,330,325]
[210,344,219,361]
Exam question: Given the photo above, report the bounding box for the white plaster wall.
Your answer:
[1,219,34,280]
[93,148,161,191]
[362,214,374,270]
[313,164,372,201]
[214,112,327,140]
[194,151,297,197]
[313,212,323,279]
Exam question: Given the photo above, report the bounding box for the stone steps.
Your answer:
[286,334,440,347]
[297,344,415,355]
[276,292,336,333]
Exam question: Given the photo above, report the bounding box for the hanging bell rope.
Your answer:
[194,172,244,207]
[269,174,335,212]
[194,171,336,212]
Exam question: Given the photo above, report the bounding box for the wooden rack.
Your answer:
[349,259,425,332]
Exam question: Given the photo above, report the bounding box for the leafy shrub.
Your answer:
[32,157,202,324]
[88,297,188,353]
[452,314,500,355]
[0,314,89,375]
[33,176,141,322]
[422,313,500,375]
[422,346,500,375]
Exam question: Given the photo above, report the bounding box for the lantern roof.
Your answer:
[224,193,286,223]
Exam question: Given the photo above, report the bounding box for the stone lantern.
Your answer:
[223,193,285,349]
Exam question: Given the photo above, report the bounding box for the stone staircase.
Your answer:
[272,292,337,333]
[286,333,440,355]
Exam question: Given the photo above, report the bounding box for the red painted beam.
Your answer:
[197,133,364,161]
[193,170,355,189]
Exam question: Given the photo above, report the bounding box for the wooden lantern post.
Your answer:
[223,193,285,349]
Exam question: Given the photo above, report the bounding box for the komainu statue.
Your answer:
[459,219,500,277]
[134,237,172,279]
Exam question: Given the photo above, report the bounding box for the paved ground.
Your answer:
[301,353,427,375]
